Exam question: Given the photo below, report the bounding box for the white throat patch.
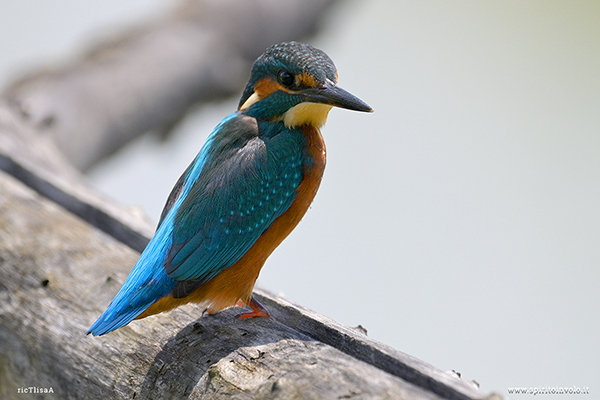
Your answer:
[283,102,333,128]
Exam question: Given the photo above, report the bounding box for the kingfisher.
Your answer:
[88,42,372,336]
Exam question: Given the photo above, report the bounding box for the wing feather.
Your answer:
[163,114,305,284]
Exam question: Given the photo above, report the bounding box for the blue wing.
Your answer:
[87,113,305,335]
[163,113,305,286]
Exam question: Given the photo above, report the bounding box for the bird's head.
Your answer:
[238,42,372,128]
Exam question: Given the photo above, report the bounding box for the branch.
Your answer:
[0,100,501,400]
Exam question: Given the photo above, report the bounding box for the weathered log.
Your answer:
[0,101,153,253]
[0,169,434,400]
[0,101,502,400]
[3,0,338,171]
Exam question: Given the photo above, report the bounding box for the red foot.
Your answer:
[237,298,270,319]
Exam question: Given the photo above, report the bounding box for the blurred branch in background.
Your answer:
[3,0,337,171]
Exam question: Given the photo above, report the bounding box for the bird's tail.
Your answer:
[87,263,177,336]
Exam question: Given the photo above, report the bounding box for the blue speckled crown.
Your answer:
[258,42,337,83]
[239,42,338,109]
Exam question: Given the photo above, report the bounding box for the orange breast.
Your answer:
[137,125,326,319]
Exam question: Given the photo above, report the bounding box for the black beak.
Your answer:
[301,80,373,112]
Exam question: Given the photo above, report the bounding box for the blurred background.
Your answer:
[2,0,598,397]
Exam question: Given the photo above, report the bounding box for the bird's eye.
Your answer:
[278,71,295,87]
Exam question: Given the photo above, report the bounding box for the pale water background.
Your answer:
[2,1,599,397]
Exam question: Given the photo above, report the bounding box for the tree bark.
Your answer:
[0,167,442,399]
[0,104,502,400]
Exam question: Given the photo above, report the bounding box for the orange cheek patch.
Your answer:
[254,77,287,98]
[239,77,295,111]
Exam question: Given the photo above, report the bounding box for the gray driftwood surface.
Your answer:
[0,1,505,399]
